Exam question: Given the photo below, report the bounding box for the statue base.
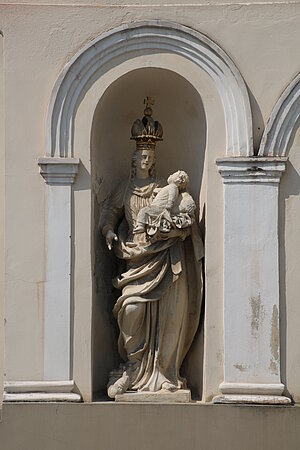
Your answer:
[115,389,191,403]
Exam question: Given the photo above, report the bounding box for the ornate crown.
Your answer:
[131,97,163,148]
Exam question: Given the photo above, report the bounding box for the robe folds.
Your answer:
[100,177,204,392]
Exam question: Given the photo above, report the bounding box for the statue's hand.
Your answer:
[106,230,118,250]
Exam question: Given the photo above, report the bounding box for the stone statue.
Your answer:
[133,170,196,236]
[99,98,204,400]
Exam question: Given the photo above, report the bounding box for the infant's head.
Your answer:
[167,170,189,190]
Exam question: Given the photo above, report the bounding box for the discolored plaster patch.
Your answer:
[250,294,265,337]
[234,363,249,372]
[269,305,279,375]
[269,360,278,375]
[216,351,222,364]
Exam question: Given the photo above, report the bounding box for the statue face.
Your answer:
[135,149,155,171]
[168,171,181,186]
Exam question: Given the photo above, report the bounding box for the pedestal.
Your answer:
[115,389,191,403]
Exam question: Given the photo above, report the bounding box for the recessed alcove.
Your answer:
[90,67,206,398]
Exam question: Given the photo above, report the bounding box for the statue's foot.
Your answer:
[107,371,130,399]
[161,381,178,392]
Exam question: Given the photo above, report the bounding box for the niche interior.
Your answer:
[90,67,206,399]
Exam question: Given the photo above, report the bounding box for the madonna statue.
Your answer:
[99,99,204,399]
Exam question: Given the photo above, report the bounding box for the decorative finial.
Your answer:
[131,98,163,148]
[144,96,154,116]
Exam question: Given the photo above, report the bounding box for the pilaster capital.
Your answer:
[216,156,287,184]
[38,157,80,185]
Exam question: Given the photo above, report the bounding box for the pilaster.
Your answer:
[213,157,290,404]
[4,158,81,402]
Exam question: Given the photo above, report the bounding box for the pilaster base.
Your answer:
[219,381,285,396]
[3,380,81,402]
[212,394,291,405]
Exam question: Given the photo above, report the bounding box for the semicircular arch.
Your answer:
[259,73,300,157]
[46,21,253,158]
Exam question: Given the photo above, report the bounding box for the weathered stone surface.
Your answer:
[115,389,191,403]
[213,395,291,405]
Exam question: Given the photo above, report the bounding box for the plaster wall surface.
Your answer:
[1,403,300,450]
[279,119,300,402]
[1,0,300,401]
[0,34,4,411]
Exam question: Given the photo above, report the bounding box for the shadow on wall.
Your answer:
[247,88,264,155]
[90,67,206,399]
[279,116,300,401]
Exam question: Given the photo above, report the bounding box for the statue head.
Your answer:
[167,170,189,190]
[130,98,162,180]
[130,148,156,180]
[131,97,163,152]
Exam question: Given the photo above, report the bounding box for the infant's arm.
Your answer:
[166,184,179,210]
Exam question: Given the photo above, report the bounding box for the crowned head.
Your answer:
[131,97,163,152]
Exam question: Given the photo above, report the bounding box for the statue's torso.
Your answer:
[124,179,163,232]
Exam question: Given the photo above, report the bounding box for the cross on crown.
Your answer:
[144,96,154,109]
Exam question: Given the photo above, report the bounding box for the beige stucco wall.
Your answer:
[279,118,300,402]
[0,33,4,410]
[1,403,300,450]
[1,0,300,402]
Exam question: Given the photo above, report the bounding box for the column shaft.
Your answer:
[214,157,290,404]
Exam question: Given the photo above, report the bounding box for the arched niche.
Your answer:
[47,21,253,158]
[90,67,207,398]
[72,53,226,398]
[39,21,253,401]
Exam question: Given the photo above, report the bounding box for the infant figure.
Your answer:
[133,170,192,235]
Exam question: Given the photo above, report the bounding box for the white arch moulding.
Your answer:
[35,21,255,403]
[259,73,300,157]
[47,20,253,158]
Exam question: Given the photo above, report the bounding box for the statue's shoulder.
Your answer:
[104,178,130,208]
[110,178,130,195]
[115,178,130,191]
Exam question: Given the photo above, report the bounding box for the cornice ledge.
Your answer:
[38,157,80,185]
[216,156,287,184]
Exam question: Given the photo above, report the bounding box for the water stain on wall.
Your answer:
[269,304,279,375]
[250,294,265,337]
[234,363,249,372]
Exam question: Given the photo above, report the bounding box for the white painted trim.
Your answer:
[219,382,284,395]
[217,157,287,184]
[46,21,253,158]
[259,73,300,157]
[217,157,288,404]
[38,158,79,381]
[3,381,81,402]
[0,33,4,416]
[213,395,291,405]
[4,380,75,393]
[4,393,81,402]
[38,157,80,185]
